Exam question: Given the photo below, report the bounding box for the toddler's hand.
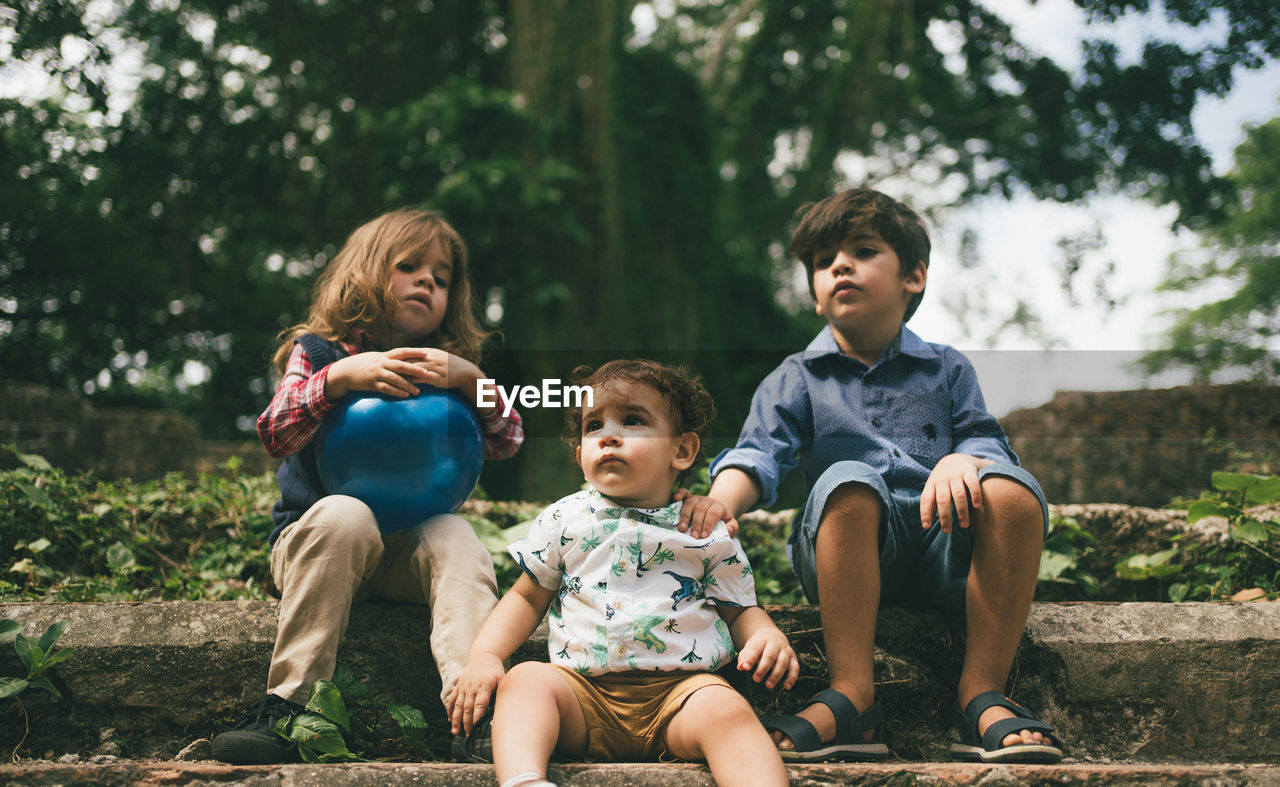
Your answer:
[446,653,505,737]
[673,490,739,538]
[326,348,434,400]
[921,454,991,533]
[736,627,798,691]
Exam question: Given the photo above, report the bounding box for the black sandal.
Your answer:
[950,691,1063,763]
[761,688,891,762]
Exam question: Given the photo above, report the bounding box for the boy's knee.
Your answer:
[979,477,1041,516]
[408,514,494,573]
[295,495,382,551]
[820,482,882,530]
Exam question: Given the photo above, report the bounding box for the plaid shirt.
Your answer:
[256,332,524,461]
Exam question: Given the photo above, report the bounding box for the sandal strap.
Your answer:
[981,716,1055,753]
[957,691,1056,752]
[761,713,823,752]
[809,689,883,744]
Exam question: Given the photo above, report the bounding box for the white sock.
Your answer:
[498,772,557,787]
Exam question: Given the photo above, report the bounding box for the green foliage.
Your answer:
[273,666,436,763]
[1,446,277,602]
[5,1,1275,503]
[3,618,72,760]
[1117,472,1280,602]
[1,618,72,703]
[1144,118,1280,382]
[1036,515,1101,600]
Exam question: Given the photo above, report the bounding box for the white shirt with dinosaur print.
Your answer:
[509,487,758,676]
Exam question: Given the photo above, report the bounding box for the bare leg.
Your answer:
[773,482,881,749]
[492,662,588,785]
[958,477,1051,748]
[664,685,788,786]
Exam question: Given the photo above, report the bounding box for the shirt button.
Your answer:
[872,417,883,428]
[618,560,628,570]
[613,600,624,610]
[616,646,625,656]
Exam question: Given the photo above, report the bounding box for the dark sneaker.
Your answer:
[450,709,493,763]
[211,694,305,764]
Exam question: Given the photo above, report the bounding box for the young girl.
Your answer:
[212,209,523,765]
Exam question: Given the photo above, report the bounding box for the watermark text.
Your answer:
[476,379,593,417]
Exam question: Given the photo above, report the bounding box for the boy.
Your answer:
[448,359,798,787]
[678,188,1063,764]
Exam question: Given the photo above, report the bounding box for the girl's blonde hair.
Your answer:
[271,209,490,374]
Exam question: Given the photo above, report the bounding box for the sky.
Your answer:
[6,1,1277,411]
[899,0,1280,415]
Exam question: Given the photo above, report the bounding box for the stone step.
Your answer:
[3,761,1280,786]
[1,601,1277,764]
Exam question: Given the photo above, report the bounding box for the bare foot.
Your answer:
[976,704,1056,749]
[770,687,876,750]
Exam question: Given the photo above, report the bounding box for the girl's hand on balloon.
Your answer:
[325,349,433,401]
[411,350,493,413]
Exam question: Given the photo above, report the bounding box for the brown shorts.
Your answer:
[552,666,730,761]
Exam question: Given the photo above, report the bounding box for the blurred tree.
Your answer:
[2,0,1276,498]
[1141,117,1280,382]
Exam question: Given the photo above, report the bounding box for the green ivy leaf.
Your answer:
[0,677,28,698]
[25,676,61,700]
[4,446,53,472]
[1232,518,1274,544]
[13,479,53,508]
[1244,476,1280,505]
[386,703,429,743]
[37,620,68,653]
[1187,500,1235,524]
[1168,582,1189,602]
[14,634,33,670]
[305,680,350,731]
[0,619,20,644]
[1212,472,1262,492]
[27,538,52,554]
[288,714,353,760]
[105,542,136,570]
[331,664,371,705]
[1037,550,1077,582]
[33,646,73,677]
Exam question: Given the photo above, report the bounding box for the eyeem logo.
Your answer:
[476,379,593,417]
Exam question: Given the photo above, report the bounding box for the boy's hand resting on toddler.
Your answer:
[921,453,993,533]
[446,652,505,736]
[735,624,799,691]
[672,490,739,538]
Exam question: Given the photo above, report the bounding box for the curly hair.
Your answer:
[789,188,931,321]
[270,208,490,374]
[563,359,716,485]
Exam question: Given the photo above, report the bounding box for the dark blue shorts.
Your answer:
[786,461,1049,608]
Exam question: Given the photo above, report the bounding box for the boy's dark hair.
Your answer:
[789,188,931,321]
[564,359,716,485]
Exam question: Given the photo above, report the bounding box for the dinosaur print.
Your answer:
[664,570,703,610]
[587,625,610,667]
[629,614,668,653]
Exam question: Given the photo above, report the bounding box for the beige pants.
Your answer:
[267,494,499,705]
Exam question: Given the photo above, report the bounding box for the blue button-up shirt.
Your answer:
[711,325,1017,510]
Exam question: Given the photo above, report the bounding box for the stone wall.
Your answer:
[1002,382,1280,507]
[0,383,275,480]
[4,381,1279,503]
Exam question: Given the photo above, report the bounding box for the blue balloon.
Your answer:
[316,384,484,532]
